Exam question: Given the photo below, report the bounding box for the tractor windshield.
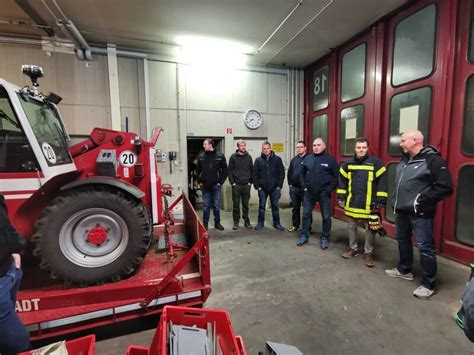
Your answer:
[18,93,72,166]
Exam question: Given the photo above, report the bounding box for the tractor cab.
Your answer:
[0,65,76,178]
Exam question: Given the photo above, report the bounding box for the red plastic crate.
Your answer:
[129,306,247,355]
[126,345,149,355]
[19,334,95,355]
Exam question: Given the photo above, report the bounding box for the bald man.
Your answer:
[385,130,453,299]
[297,138,338,249]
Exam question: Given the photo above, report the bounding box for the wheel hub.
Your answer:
[86,226,108,246]
[59,208,129,268]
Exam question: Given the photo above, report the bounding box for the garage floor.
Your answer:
[95,207,472,354]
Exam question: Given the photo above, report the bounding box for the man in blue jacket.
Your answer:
[385,130,453,299]
[252,142,285,231]
[297,138,338,249]
[287,141,307,232]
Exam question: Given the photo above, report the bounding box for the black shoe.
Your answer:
[232,223,239,230]
[254,223,264,230]
[274,224,284,231]
[215,223,225,231]
[244,221,252,229]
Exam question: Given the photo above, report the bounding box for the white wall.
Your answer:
[0,42,304,205]
[145,61,303,204]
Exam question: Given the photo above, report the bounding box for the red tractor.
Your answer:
[0,65,164,285]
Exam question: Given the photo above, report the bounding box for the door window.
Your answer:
[340,105,364,156]
[392,4,437,86]
[388,87,432,156]
[0,86,38,172]
[341,43,366,102]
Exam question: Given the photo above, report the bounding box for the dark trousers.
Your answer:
[232,184,251,224]
[257,189,281,226]
[289,186,304,228]
[396,213,437,290]
[302,190,332,239]
[0,263,31,354]
[202,185,221,225]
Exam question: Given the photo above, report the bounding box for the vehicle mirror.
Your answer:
[46,92,62,105]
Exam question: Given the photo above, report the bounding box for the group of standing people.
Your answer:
[288,130,453,299]
[196,138,285,231]
[196,130,454,300]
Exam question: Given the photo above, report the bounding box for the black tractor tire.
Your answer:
[32,187,152,285]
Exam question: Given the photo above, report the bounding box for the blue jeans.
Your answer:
[202,185,222,225]
[257,189,281,226]
[0,263,31,354]
[289,186,304,228]
[396,213,436,289]
[302,190,332,239]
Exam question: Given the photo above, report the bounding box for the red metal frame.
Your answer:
[332,29,378,221]
[378,0,455,246]
[17,193,211,341]
[442,0,474,263]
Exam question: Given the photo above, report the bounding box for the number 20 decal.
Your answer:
[119,150,137,167]
[41,142,57,164]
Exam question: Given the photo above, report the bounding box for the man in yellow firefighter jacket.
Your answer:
[337,137,388,267]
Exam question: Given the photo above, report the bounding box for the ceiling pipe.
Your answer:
[42,0,92,60]
[56,20,81,48]
[63,20,92,60]
[254,0,303,55]
[0,35,43,46]
[266,0,334,65]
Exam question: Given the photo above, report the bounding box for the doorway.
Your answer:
[186,137,223,209]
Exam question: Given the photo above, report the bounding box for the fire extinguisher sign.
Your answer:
[119,150,137,167]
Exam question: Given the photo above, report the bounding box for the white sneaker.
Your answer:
[413,286,435,299]
[385,268,415,281]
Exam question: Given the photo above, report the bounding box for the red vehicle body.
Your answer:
[0,66,167,284]
[0,66,211,341]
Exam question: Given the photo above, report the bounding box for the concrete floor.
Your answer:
[95,207,473,354]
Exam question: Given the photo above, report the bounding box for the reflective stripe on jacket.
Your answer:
[337,155,387,219]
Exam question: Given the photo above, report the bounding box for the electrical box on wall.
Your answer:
[156,149,167,162]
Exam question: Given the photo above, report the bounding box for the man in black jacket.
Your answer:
[197,138,228,230]
[0,194,31,354]
[337,137,387,267]
[228,139,253,230]
[297,138,338,249]
[252,141,285,231]
[287,141,307,232]
[385,130,453,299]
